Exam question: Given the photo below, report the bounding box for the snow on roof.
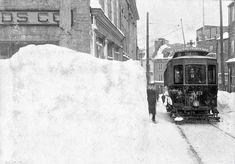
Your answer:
[154,44,170,59]
[90,0,102,8]
[226,57,235,63]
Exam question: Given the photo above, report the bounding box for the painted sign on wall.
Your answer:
[0,10,59,25]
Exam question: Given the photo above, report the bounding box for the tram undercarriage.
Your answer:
[167,105,220,122]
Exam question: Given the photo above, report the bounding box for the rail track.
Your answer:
[176,121,235,164]
[177,125,204,164]
[209,123,235,140]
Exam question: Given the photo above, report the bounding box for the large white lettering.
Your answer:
[0,10,60,25]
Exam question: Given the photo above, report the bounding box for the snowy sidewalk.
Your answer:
[143,100,198,164]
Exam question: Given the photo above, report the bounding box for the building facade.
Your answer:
[196,25,229,90]
[0,0,91,58]
[0,0,139,61]
[91,0,139,61]
[228,2,235,92]
[152,42,184,93]
[196,25,228,42]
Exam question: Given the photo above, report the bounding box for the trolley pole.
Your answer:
[146,12,150,85]
[219,0,225,90]
[180,18,186,47]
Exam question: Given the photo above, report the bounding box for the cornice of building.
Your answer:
[91,8,125,46]
[196,25,228,32]
[228,2,234,7]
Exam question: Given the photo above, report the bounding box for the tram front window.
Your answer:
[174,65,183,84]
[208,65,216,84]
[185,65,206,84]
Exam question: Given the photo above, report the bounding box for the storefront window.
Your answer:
[208,65,216,84]
[174,65,183,84]
[185,65,206,84]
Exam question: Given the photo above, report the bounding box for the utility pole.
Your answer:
[146,12,150,85]
[202,0,205,41]
[180,18,186,47]
[219,0,225,90]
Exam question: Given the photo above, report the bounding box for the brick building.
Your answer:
[0,0,139,61]
[196,25,228,42]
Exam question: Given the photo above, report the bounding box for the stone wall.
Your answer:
[0,0,91,58]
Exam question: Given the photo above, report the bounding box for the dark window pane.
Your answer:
[185,65,206,84]
[208,65,216,84]
[174,65,183,84]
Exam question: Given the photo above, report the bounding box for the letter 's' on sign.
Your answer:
[17,12,28,22]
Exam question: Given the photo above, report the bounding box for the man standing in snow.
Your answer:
[147,84,157,123]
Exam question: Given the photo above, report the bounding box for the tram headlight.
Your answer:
[193,100,199,107]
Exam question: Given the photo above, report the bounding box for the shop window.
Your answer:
[174,65,183,84]
[96,37,104,58]
[114,47,119,60]
[231,40,234,55]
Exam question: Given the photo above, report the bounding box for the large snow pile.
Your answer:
[217,91,235,137]
[0,44,149,164]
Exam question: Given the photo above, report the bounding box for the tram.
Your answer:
[163,47,220,122]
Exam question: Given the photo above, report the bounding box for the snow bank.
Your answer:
[217,91,235,138]
[0,44,148,164]
[217,91,235,113]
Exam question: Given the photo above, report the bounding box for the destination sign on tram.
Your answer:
[174,47,209,52]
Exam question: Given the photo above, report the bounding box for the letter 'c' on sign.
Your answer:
[38,12,49,22]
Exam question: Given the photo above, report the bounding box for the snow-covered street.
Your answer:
[178,123,235,164]
[1,45,235,164]
[155,90,235,164]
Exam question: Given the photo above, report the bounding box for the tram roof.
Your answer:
[171,55,216,60]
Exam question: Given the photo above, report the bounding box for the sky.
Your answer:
[137,0,232,49]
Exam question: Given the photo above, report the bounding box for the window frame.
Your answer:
[174,65,184,84]
[208,65,217,84]
[185,64,206,84]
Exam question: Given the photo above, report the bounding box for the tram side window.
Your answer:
[208,65,216,84]
[185,65,206,84]
[174,65,183,84]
